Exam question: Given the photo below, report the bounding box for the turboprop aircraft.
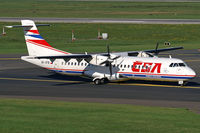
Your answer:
[6,20,196,86]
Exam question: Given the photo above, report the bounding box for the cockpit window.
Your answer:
[174,63,179,67]
[169,63,174,67]
[169,63,186,67]
[179,63,186,67]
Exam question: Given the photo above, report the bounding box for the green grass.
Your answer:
[2,0,200,19]
[0,22,200,54]
[0,98,199,133]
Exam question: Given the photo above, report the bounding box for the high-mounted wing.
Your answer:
[144,46,183,53]
[127,46,183,56]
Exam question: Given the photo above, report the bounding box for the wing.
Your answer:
[110,46,183,56]
[143,46,183,53]
[35,47,183,59]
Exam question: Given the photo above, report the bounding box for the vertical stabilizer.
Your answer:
[21,20,70,56]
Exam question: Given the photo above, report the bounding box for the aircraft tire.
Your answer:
[94,79,101,85]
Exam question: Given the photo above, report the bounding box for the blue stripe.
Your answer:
[53,70,83,74]
[27,35,43,39]
[122,73,193,79]
[123,74,133,77]
[161,76,193,79]
[65,71,83,74]
[134,74,146,77]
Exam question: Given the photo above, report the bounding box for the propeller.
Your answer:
[155,42,159,55]
[99,45,121,77]
[107,45,112,77]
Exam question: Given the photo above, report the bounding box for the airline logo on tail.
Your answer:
[21,20,70,56]
[25,30,52,48]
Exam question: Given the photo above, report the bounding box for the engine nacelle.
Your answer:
[84,70,123,81]
[137,51,157,58]
[89,55,108,66]
[89,54,120,66]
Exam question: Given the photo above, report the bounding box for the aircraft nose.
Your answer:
[188,68,196,78]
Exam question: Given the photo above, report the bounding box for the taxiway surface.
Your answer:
[0,49,200,112]
[1,17,200,24]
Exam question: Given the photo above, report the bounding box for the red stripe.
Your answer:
[25,30,39,34]
[28,40,52,47]
[26,40,70,54]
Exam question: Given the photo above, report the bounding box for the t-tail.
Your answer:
[21,20,70,56]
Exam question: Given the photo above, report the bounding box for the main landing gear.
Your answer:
[94,78,108,85]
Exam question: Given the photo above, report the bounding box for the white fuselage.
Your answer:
[21,55,196,82]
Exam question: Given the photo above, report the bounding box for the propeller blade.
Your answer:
[112,55,120,60]
[109,62,112,76]
[107,45,112,77]
[155,42,159,55]
[107,44,110,58]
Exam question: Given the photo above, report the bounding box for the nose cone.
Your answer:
[188,67,196,78]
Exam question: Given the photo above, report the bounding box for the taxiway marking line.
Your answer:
[0,77,82,83]
[178,54,200,56]
[184,59,200,62]
[109,82,200,89]
[0,77,199,89]
[0,58,20,60]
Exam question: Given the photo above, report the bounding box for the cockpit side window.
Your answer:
[173,63,179,67]
[169,63,186,67]
[179,63,186,67]
[169,63,174,67]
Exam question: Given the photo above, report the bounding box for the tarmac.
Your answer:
[2,17,200,24]
[0,49,200,113]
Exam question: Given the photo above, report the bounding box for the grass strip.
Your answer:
[0,22,200,54]
[0,98,200,133]
[2,1,200,19]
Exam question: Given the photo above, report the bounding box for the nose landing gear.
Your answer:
[178,81,188,86]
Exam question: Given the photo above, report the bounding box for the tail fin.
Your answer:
[21,20,70,56]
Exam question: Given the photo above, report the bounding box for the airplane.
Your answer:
[5,20,196,86]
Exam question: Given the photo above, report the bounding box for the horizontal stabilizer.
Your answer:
[5,24,50,28]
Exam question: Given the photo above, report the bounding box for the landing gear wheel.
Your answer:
[178,81,187,87]
[100,78,105,84]
[94,79,101,85]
